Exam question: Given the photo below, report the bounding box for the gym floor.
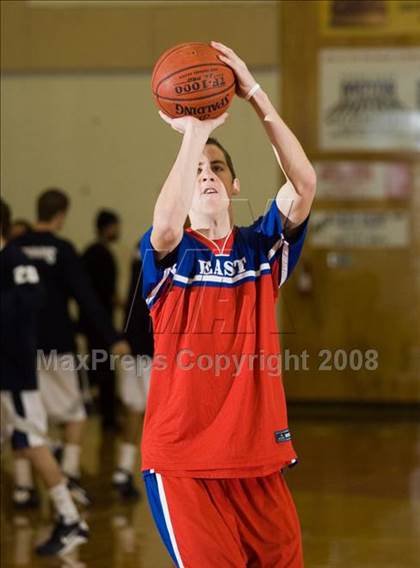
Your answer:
[1,412,419,568]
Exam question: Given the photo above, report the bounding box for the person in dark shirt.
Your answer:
[14,189,129,505]
[112,248,154,499]
[10,218,32,240]
[125,252,154,359]
[0,199,89,557]
[81,209,121,430]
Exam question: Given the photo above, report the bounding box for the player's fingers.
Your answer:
[211,40,226,49]
[218,52,242,72]
[158,110,173,125]
[211,43,232,56]
[211,41,233,54]
[217,54,231,64]
[213,112,229,128]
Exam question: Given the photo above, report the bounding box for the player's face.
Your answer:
[55,211,67,231]
[105,222,120,243]
[191,145,234,216]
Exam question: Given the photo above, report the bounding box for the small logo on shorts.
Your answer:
[274,429,291,443]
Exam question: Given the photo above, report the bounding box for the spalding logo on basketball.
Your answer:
[152,42,236,120]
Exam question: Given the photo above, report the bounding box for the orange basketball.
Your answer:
[152,42,236,121]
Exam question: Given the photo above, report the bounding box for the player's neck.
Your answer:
[98,236,109,247]
[35,222,56,233]
[190,211,232,240]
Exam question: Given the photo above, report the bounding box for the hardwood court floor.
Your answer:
[1,415,419,567]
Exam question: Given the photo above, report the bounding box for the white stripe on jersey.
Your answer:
[146,262,275,306]
[267,235,284,261]
[279,240,290,287]
[146,266,175,305]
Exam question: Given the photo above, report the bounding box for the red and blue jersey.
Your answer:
[139,199,309,477]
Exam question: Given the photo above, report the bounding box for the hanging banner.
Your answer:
[320,0,420,36]
[319,48,420,151]
[314,161,412,200]
[310,210,410,248]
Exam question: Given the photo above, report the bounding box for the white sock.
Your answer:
[61,444,81,479]
[117,443,137,475]
[14,457,33,488]
[49,481,80,525]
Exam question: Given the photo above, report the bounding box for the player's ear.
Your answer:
[232,178,240,194]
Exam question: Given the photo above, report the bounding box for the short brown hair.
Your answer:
[206,137,236,180]
[37,188,69,222]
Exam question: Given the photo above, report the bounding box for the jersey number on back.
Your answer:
[13,265,40,285]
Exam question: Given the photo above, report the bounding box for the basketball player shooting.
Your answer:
[140,41,316,567]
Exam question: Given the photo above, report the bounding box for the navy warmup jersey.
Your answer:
[124,250,154,357]
[14,231,120,354]
[82,242,116,314]
[80,241,117,344]
[0,243,44,391]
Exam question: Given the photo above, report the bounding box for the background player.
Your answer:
[81,209,122,431]
[112,249,154,499]
[0,199,89,556]
[14,189,130,507]
[9,219,32,240]
[140,42,316,567]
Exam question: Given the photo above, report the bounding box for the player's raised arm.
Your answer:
[151,112,228,261]
[211,41,316,230]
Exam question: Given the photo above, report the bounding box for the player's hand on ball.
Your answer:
[158,111,229,135]
[158,112,200,134]
[211,41,257,99]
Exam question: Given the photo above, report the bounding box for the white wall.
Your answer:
[1,70,280,295]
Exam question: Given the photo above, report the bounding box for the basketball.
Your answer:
[152,42,236,120]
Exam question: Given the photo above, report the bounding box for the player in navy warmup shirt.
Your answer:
[81,209,121,431]
[14,189,129,506]
[1,198,89,557]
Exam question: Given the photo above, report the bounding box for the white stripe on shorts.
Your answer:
[156,473,185,568]
[0,391,48,447]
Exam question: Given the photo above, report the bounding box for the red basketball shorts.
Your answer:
[143,469,304,567]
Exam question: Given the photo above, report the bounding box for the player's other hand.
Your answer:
[111,340,131,356]
[211,41,257,99]
[158,111,229,136]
